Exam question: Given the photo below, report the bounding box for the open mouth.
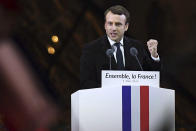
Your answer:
[110,33,117,37]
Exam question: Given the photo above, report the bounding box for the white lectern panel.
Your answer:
[72,88,122,131]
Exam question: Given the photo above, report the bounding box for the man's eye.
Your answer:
[116,23,122,26]
[108,22,113,25]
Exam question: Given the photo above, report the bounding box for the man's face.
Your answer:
[105,11,129,42]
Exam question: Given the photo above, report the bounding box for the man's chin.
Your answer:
[110,36,118,42]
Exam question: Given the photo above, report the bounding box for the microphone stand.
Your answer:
[134,55,143,71]
[106,48,115,70]
[109,56,112,70]
[130,47,143,71]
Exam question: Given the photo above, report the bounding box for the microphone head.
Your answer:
[130,47,138,56]
[111,45,117,52]
[106,49,114,57]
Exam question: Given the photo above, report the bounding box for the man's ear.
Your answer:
[125,23,129,31]
[104,22,107,30]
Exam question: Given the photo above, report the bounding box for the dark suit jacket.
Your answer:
[80,35,161,89]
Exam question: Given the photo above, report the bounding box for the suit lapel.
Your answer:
[123,36,134,69]
[124,36,142,70]
[101,35,118,70]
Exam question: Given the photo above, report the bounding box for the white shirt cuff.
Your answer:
[151,54,160,61]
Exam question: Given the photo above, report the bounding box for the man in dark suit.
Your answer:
[80,5,161,89]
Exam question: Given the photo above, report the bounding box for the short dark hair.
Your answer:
[104,5,130,24]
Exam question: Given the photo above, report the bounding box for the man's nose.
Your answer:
[111,24,117,30]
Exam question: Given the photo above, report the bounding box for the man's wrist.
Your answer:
[151,54,160,61]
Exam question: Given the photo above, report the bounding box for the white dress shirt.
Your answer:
[107,37,160,66]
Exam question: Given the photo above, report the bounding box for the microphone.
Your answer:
[106,49,114,57]
[130,47,143,71]
[106,46,116,70]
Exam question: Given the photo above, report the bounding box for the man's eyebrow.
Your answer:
[115,22,123,24]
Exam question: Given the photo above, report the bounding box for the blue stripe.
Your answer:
[122,86,132,131]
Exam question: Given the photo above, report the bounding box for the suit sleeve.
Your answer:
[142,44,162,71]
[80,45,99,89]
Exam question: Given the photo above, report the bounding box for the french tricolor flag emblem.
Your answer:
[122,86,150,131]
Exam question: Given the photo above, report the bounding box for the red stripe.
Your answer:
[140,86,149,131]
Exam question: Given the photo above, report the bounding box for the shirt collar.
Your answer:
[107,36,124,47]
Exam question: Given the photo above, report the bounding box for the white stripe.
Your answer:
[131,86,140,131]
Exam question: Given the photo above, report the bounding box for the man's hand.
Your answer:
[147,39,159,58]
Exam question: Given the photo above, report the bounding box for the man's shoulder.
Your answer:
[83,35,106,50]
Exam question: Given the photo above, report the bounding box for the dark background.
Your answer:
[0,0,196,131]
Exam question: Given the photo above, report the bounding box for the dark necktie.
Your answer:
[114,43,124,70]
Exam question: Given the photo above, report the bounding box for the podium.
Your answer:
[71,71,175,131]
